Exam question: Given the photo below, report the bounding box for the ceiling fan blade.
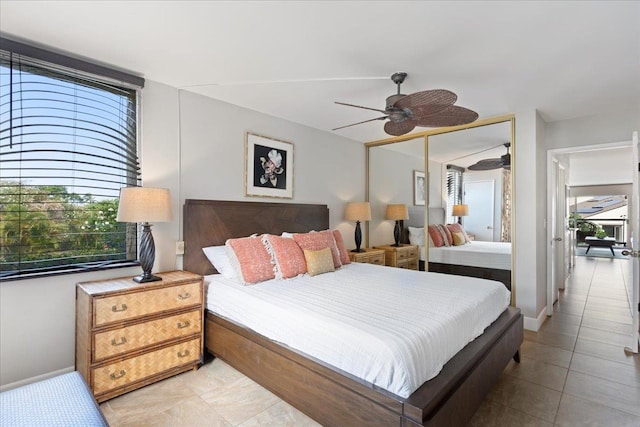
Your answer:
[393,89,457,110]
[334,101,387,114]
[467,158,503,171]
[413,105,479,127]
[332,116,387,131]
[384,120,416,136]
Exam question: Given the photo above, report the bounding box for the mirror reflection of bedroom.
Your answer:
[367,117,515,298]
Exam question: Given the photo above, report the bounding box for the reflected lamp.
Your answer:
[385,204,409,247]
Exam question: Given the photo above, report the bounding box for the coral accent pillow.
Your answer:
[437,224,453,246]
[452,232,466,246]
[428,225,445,247]
[332,230,351,265]
[446,223,471,244]
[262,234,307,279]
[293,230,342,268]
[304,248,336,276]
[226,235,274,284]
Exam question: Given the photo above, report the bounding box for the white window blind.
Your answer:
[446,165,464,224]
[0,39,144,280]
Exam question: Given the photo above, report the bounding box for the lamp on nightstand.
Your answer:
[345,202,371,253]
[452,204,469,224]
[117,187,173,283]
[386,204,409,247]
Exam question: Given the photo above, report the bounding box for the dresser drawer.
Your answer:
[92,337,201,396]
[367,253,385,265]
[406,247,418,259]
[93,309,202,361]
[94,281,201,327]
[396,250,409,260]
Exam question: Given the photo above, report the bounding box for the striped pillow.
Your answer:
[427,225,445,247]
[437,224,453,246]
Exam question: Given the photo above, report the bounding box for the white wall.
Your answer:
[368,146,427,246]
[569,147,633,186]
[0,81,364,389]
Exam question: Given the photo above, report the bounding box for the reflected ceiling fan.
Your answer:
[332,72,478,136]
[468,143,511,171]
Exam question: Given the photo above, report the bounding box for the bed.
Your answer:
[183,199,522,427]
[403,207,512,290]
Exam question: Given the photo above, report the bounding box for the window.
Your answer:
[0,38,144,280]
[446,165,464,224]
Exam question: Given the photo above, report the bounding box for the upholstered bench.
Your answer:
[0,371,108,426]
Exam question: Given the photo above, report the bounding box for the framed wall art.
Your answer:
[245,132,294,198]
[413,170,426,206]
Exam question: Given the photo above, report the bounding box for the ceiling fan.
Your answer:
[468,143,511,171]
[332,72,479,136]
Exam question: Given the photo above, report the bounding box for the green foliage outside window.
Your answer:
[0,182,127,272]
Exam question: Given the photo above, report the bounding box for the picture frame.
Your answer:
[413,170,426,206]
[245,132,294,199]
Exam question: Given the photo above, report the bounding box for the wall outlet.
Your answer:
[175,241,185,255]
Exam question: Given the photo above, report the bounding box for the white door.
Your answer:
[463,180,495,241]
[625,131,639,354]
[549,160,561,310]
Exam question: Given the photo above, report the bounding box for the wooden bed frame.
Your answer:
[183,199,522,427]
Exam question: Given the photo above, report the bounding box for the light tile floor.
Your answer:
[101,254,639,426]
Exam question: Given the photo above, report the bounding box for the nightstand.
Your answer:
[374,244,419,270]
[75,270,204,402]
[348,248,385,266]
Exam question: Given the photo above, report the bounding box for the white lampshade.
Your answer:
[452,204,469,217]
[116,187,173,223]
[385,204,409,221]
[345,202,371,221]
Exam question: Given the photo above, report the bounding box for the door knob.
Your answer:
[553,237,562,242]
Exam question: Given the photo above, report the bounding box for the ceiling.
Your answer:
[1,1,639,147]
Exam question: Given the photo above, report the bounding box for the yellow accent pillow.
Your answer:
[452,232,466,246]
[303,247,336,276]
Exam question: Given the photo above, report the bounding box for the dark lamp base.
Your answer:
[133,274,162,283]
[351,248,365,253]
[391,243,401,247]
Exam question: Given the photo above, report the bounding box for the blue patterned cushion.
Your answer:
[0,371,108,426]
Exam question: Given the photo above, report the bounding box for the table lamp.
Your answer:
[452,204,469,224]
[117,187,173,283]
[386,204,409,247]
[345,202,371,253]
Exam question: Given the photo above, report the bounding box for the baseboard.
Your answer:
[0,366,74,392]
[523,306,548,331]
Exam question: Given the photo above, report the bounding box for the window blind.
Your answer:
[446,165,464,224]
[0,41,143,280]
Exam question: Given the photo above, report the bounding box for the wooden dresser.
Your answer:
[348,248,385,265]
[75,270,204,402]
[374,244,419,270]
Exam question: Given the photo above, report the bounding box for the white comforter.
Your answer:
[205,263,510,398]
[426,241,512,270]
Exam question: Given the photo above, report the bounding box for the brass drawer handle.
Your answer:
[177,292,191,300]
[177,349,190,358]
[110,369,126,380]
[112,303,127,312]
[177,320,191,329]
[111,337,127,346]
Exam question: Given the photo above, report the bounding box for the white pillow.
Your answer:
[408,226,425,246]
[202,245,237,279]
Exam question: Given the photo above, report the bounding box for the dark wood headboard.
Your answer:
[183,199,330,276]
